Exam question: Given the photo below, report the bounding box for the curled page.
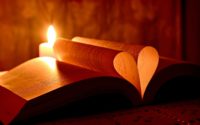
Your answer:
[53,38,141,93]
[72,37,159,97]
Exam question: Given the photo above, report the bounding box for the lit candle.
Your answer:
[39,25,57,57]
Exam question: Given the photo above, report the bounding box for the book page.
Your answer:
[53,38,141,93]
[143,57,200,102]
[72,37,159,97]
[137,47,159,98]
[72,37,144,59]
[0,57,101,100]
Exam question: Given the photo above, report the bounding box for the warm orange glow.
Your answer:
[39,25,57,57]
[42,57,57,70]
[47,25,56,46]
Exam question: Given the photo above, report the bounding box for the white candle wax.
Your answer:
[39,43,54,57]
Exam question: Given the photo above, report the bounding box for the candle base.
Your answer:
[39,43,55,57]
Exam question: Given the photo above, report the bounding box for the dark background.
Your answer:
[0,0,199,70]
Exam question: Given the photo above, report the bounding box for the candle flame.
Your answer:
[47,25,56,46]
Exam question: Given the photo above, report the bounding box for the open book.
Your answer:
[1,37,200,124]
